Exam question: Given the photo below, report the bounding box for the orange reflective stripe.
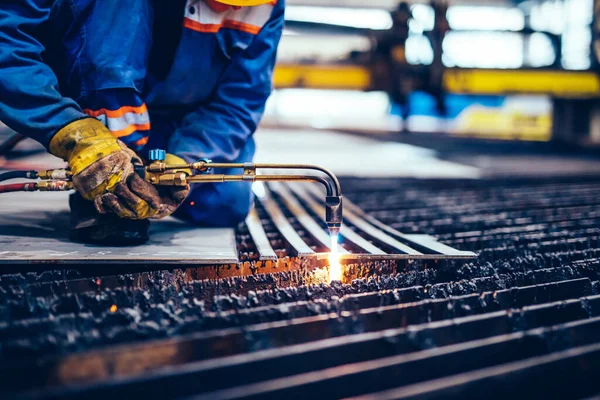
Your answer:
[223,20,261,34]
[132,136,149,147]
[83,104,148,119]
[184,17,261,35]
[110,123,151,138]
[184,19,221,33]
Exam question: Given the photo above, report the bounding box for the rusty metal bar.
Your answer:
[11,282,597,399]
[3,280,593,398]
[349,341,600,400]
[190,318,600,400]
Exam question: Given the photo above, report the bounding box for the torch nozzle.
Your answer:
[326,196,343,237]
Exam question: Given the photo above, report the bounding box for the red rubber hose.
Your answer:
[0,183,36,193]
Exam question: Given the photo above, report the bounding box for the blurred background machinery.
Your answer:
[267,0,600,146]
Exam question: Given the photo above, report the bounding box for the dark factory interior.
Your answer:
[1,0,600,398]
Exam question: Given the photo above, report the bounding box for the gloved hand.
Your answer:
[152,153,191,219]
[49,118,163,219]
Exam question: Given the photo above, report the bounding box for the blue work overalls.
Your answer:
[0,0,285,226]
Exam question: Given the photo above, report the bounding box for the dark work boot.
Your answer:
[69,193,150,246]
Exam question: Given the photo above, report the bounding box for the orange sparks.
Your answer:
[109,304,118,313]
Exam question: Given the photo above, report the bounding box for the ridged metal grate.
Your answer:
[2,177,599,399]
[243,182,476,263]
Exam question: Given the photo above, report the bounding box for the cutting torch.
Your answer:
[0,149,343,236]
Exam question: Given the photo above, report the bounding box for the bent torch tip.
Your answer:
[325,196,343,237]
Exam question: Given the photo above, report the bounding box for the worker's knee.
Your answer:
[174,182,253,227]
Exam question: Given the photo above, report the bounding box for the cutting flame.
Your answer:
[328,234,343,283]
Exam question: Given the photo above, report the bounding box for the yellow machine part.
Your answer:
[272,64,600,143]
[444,69,600,98]
[273,65,372,90]
[273,64,600,98]
[454,109,552,142]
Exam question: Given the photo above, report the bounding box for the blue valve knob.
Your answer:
[198,158,212,174]
[148,149,166,162]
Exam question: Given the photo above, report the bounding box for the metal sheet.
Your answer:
[284,183,386,255]
[244,207,278,261]
[269,182,348,254]
[0,192,238,264]
[256,186,315,257]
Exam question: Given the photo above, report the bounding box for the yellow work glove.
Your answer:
[49,118,162,219]
[152,153,191,219]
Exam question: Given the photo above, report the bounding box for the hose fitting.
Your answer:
[37,169,72,180]
[36,181,73,191]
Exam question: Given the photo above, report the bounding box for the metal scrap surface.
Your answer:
[0,192,238,264]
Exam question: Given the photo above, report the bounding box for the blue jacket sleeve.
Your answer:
[0,0,86,147]
[168,2,285,163]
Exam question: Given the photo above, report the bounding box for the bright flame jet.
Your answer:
[328,234,343,283]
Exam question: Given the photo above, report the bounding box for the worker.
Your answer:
[0,0,284,244]
[373,2,413,129]
[426,0,449,117]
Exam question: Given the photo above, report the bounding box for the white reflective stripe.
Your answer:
[184,0,273,33]
[96,114,107,126]
[94,111,150,133]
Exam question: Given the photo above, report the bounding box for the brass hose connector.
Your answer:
[37,169,72,180]
[36,181,74,191]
